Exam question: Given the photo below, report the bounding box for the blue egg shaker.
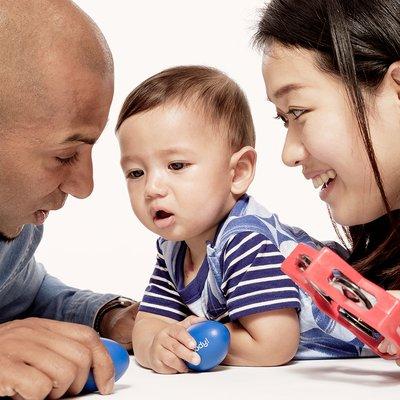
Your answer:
[82,338,130,393]
[186,320,230,372]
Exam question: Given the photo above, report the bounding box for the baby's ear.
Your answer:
[229,146,257,196]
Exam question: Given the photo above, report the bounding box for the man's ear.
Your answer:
[229,146,257,196]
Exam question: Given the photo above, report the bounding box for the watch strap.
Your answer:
[94,296,135,333]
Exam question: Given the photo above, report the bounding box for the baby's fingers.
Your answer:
[160,347,189,373]
[151,349,179,374]
[168,323,197,351]
[178,316,206,329]
[164,337,200,366]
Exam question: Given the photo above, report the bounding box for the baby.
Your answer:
[116,66,367,374]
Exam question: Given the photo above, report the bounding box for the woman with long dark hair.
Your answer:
[255,0,400,358]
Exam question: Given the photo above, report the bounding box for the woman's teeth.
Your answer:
[312,170,337,189]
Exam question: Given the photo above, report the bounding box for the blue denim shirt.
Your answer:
[0,224,117,327]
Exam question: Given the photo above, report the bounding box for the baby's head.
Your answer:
[116,65,256,243]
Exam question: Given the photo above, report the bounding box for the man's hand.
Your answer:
[148,315,204,374]
[0,318,114,400]
[99,301,140,350]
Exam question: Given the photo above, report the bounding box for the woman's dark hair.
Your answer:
[254,0,400,289]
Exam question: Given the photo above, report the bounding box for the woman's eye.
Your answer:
[274,113,288,128]
[56,153,79,166]
[168,162,188,171]
[274,109,306,128]
[289,109,306,119]
[127,169,144,179]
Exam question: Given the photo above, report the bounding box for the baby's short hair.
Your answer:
[116,65,255,150]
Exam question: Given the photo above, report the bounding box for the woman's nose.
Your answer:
[281,128,308,167]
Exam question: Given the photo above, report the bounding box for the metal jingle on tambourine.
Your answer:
[331,275,373,310]
[296,253,312,271]
[338,308,380,339]
[309,280,332,304]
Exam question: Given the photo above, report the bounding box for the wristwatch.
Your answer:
[94,296,135,333]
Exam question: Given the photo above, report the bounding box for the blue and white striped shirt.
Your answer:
[139,227,300,323]
[139,194,373,359]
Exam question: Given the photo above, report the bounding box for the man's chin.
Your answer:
[0,225,24,242]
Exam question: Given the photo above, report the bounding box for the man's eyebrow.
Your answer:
[62,133,97,145]
[268,83,306,101]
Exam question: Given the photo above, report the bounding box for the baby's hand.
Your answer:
[149,315,205,374]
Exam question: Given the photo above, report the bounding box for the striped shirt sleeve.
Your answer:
[138,239,190,321]
[221,231,300,321]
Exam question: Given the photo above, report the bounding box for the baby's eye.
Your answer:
[168,162,189,171]
[274,113,288,128]
[127,169,144,179]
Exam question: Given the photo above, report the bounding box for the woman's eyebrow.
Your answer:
[268,83,307,101]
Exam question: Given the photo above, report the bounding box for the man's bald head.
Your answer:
[0,0,114,130]
[0,0,114,239]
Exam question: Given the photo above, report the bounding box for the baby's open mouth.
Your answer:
[153,209,176,229]
[155,210,173,220]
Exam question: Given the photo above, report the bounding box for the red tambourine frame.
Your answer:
[282,243,400,359]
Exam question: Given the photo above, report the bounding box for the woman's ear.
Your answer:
[229,146,257,196]
[389,62,400,99]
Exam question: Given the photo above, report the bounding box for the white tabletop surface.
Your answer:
[72,356,400,400]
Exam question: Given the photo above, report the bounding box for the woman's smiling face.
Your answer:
[262,43,400,226]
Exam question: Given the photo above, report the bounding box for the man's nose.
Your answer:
[281,128,308,167]
[59,151,94,199]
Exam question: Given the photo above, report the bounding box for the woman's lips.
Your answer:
[319,177,336,202]
[311,170,337,189]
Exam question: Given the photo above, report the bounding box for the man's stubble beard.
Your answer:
[0,230,17,242]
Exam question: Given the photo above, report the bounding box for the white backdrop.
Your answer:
[36,1,337,300]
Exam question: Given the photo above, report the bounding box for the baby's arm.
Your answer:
[223,308,299,366]
[133,312,204,373]
[220,231,301,366]
[133,238,204,373]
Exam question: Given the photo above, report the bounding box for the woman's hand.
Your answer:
[377,290,400,365]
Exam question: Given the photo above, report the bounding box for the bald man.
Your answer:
[0,1,138,398]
